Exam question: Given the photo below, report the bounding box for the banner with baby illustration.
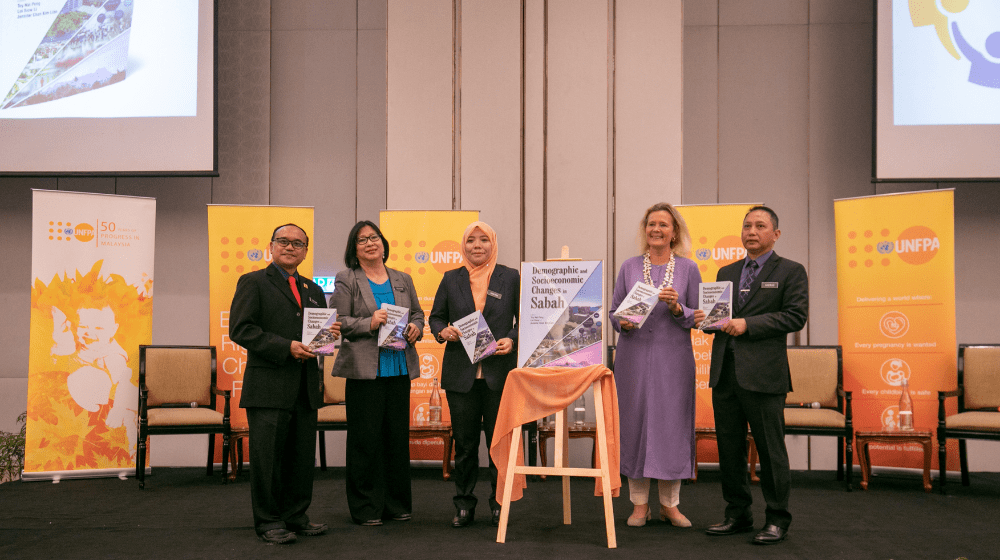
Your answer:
[24,190,155,480]
[834,190,957,470]
[379,210,479,461]
[207,205,315,465]
[675,203,759,464]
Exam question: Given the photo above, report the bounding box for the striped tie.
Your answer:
[739,260,759,309]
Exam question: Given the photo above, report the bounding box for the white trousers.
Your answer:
[628,477,681,507]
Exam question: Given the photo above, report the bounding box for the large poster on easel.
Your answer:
[518,261,605,369]
[24,190,155,481]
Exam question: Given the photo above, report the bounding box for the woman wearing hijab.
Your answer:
[430,221,520,528]
[330,220,424,526]
[611,202,705,528]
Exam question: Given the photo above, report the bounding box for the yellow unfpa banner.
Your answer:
[379,210,479,460]
[207,206,314,461]
[835,190,956,470]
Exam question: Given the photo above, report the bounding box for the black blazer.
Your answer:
[229,264,327,410]
[708,252,808,394]
[429,265,520,393]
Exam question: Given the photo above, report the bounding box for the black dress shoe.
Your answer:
[258,528,296,544]
[452,509,474,528]
[359,519,383,526]
[392,513,412,522]
[752,524,787,545]
[491,509,501,527]
[705,517,754,536]
[288,522,328,536]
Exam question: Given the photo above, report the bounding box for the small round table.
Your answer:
[855,429,933,492]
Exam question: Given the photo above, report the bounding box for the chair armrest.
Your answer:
[842,390,852,425]
[211,386,230,397]
[212,384,231,427]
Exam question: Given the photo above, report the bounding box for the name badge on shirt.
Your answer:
[761,282,779,289]
[488,290,502,300]
[394,286,405,292]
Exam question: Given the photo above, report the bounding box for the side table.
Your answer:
[537,421,597,481]
[409,421,453,480]
[855,429,933,492]
[228,427,250,482]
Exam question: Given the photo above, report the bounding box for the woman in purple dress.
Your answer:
[611,202,705,528]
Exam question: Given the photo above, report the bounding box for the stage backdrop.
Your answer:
[379,210,479,460]
[835,190,958,470]
[24,190,156,481]
[207,206,315,464]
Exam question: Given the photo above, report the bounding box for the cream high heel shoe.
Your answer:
[627,506,652,527]
[660,505,692,528]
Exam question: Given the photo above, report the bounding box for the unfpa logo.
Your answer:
[910,0,1000,89]
[895,225,939,265]
[695,248,711,261]
[415,251,429,263]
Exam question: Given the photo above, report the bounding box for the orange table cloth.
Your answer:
[490,364,621,502]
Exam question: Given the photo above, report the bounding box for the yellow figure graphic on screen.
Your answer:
[909,0,970,59]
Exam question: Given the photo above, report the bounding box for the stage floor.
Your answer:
[2,467,997,559]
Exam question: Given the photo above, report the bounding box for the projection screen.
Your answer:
[875,0,1000,181]
[0,0,216,175]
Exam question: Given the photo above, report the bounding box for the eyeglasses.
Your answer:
[273,238,308,249]
[356,235,382,246]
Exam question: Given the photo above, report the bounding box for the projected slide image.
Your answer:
[893,0,1000,125]
[0,0,198,118]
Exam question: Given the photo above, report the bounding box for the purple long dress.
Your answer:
[611,255,701,481]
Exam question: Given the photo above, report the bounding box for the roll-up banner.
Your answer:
[379,210,479,460]
[24,190,155,481]
[834,190,957,470]
[675,203,759,464]
[207,206,315,464]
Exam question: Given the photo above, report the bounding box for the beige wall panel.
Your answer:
[952,184,1000,344]
[218,0,270,30]
[719,0,808,26]
[271,30,359,278]
[272,0,356,29]
[116,178,212,345]
[0,180,46,379]
[682,25,719,204]
[460,0,522,267]
[719,25,809,270]
[546,0,609,261]
[58,178,115,194]
[214,30,271,205]
[0,378,28,430]
[387,0,453,210]
[615,0,683,274]
[357,29,389,225]
[808,23,873,344]
[683,0,718,26]
[809,0,872,24]
[523,0,545,262]
[360,0,388,29]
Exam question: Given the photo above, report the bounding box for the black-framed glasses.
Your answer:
[356,234,381,246]
[273,238,308,249]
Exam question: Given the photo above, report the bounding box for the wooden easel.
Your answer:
[496,246,616,548]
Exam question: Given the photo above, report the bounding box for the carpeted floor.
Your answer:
[1,466,995,560]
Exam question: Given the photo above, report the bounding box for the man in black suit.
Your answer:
[229,224,339,544]
[705,206,808,545]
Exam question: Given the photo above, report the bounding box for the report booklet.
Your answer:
[455,310,497,364]
[612,281,658,329]
[302,308,338,355]
[378,303,409,350]
[698,281,733,331]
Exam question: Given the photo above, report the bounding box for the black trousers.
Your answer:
[712,349,792,529]
[345,375,412,522]
[245,372,318,533]
[446,379,503,512]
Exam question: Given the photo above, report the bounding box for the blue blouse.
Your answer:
[369,278,408,378]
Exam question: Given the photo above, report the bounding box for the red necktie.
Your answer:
[288,275,302,308]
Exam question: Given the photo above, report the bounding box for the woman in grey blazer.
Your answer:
[330,220,424,526]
